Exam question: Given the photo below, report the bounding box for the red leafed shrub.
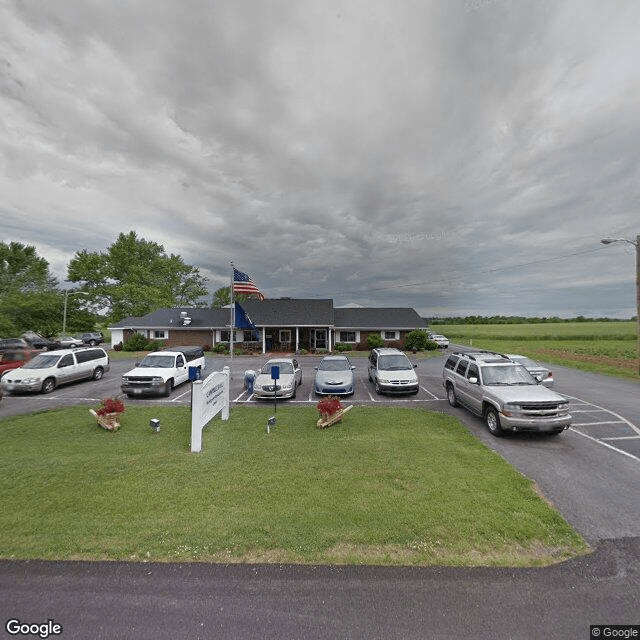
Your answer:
[316,396,343,417]
[96,397,126,416]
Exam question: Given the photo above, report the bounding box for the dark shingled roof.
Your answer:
[240,299,334,326]
[110,307,230,328]
[109,301,427,331]
[334,307,427,329]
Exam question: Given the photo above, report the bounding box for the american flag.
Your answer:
[233,268,265,300]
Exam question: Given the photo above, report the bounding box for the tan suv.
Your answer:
[442,351,571,436]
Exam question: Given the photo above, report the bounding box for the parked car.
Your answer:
[506,354,554,387]
[56,335,84,348]
[0,349,40,378]
[442,351,570,436]
[1,347,110,394]
[314,355,356,396]
[121,346,206,397]
[252,358,302,399]
[428,333,449,348]
[21,331,59,350]
[82,332,105,346]
[368,347,419,395]
[0,338,29,351]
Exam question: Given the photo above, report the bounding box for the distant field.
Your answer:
[435,321,639,380]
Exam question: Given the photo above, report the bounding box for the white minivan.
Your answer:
[0,347,110,394]
[368,347,419,395]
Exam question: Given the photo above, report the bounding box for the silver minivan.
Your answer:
[0,347,110,394]
[368,347,419,395]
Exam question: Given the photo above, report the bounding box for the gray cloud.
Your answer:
[1,0,638,317]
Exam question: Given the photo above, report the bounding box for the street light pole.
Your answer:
[62,291,89,334]
[601,234,640,376]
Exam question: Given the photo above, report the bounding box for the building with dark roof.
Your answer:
[109,299,427,353]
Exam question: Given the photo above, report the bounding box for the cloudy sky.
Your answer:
[1,0,639,318]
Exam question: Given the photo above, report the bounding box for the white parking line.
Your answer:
[564,393,640,462]
[572,429,640,463]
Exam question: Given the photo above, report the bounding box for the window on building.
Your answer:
[152,330,166,339]
[280,330,291,343]
[338,331,357,343]
[383,331,399,340]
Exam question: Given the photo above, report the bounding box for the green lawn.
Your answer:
[0,405,587,566]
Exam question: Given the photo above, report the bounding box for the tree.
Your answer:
[0,242,77,338]
[211,286,249,308]
[0,241,58,295]
[67,232,209,322]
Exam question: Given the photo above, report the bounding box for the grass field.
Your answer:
[0,405,588,567]
[436,321,639,380]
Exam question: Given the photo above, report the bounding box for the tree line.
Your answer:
[0,232,209,338]
[429,315,634,325]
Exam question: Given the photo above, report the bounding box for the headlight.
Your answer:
[502,403,521,416]
[22,377,40,384]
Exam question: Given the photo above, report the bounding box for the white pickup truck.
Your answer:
[121,346,206,397]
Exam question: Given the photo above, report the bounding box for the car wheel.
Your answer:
[375,380,382,395]
[89,340,97,346]
[446,384,458,407]
[292,383,297,399]
[163,379,173,397]
[484,406,503,437]
[92,367,104,381]
[41,378,56,394]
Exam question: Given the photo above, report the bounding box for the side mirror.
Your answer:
[468,376,479,384]
[413,363,417,368]
[314,366,319,370]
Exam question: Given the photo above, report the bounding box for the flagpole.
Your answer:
[230,261,234,364]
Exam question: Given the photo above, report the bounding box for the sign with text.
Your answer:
[191,366,230,453]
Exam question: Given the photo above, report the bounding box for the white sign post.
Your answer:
[191,366,230,453]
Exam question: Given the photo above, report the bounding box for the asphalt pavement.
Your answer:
[1,350,639,639]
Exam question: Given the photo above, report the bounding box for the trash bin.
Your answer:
[244,370,256,393]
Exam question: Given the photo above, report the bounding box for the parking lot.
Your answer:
[2,351,639,462]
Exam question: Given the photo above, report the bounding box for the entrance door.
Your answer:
[312,329,327,350]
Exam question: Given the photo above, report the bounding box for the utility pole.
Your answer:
[601,234,640,376]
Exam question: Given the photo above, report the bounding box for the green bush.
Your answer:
[367,334,384,349]
[122,333,151,352]
[404,330,431,351]
[334,343,351,352]
[425,340,438,351]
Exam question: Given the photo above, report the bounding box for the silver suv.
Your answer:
[442,352,571,436]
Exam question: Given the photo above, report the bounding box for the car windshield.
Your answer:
[319,359,350,371]
[22,354,62,369]
[139,355,175,368]
[378,354,412,370]
[480,364,536,385]
[261,362,294,374]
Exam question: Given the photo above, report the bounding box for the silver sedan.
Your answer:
[252,358,302,399]
[314,355,356,396]
[506,354,554,387]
